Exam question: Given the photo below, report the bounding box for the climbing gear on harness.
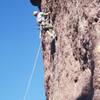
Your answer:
[40,20,53,29]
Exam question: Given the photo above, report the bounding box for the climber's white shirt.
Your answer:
[37,12,45,23]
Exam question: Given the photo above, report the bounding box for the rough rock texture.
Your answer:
[41,0,100,100]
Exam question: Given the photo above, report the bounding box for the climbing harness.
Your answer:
[23,42,41,100]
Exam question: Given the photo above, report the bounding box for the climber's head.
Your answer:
[33,11,38,16]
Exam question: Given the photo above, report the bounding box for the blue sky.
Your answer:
[0,0,46,100]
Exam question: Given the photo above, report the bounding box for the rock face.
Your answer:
[41,0,100,100]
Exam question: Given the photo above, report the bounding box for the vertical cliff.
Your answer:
[41,0,100,100]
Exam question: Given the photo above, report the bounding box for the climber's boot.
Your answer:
[46,30,56,40]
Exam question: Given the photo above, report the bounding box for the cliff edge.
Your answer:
[41,0,100,100]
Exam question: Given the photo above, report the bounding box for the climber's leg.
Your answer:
[45,21,53,29]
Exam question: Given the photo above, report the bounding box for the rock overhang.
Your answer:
[30,0,41,6]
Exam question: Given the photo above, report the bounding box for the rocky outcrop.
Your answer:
[41,0,100,100]
[30,0,41,10]
[30,0,41,6]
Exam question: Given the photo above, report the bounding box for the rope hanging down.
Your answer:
[23,42,41,100]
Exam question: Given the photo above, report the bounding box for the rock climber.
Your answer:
[33,11,56,39]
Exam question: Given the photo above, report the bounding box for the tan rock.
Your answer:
[41,0,100,100]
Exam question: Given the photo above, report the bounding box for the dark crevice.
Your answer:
[94,18,99,23]
[81,52,88,64]
[77,64,94,100]
[96,0,100,3]
[77,93,93,100]
[77,73,94,100]
[46,75,51,100]
[42,41,46,51]
[74,77,78,83]
[83,12,88,20]
[50,39,56,60]
[52,13,57,24]
[66,73,69,77]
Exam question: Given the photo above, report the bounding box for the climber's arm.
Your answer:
[44,12,51,16]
